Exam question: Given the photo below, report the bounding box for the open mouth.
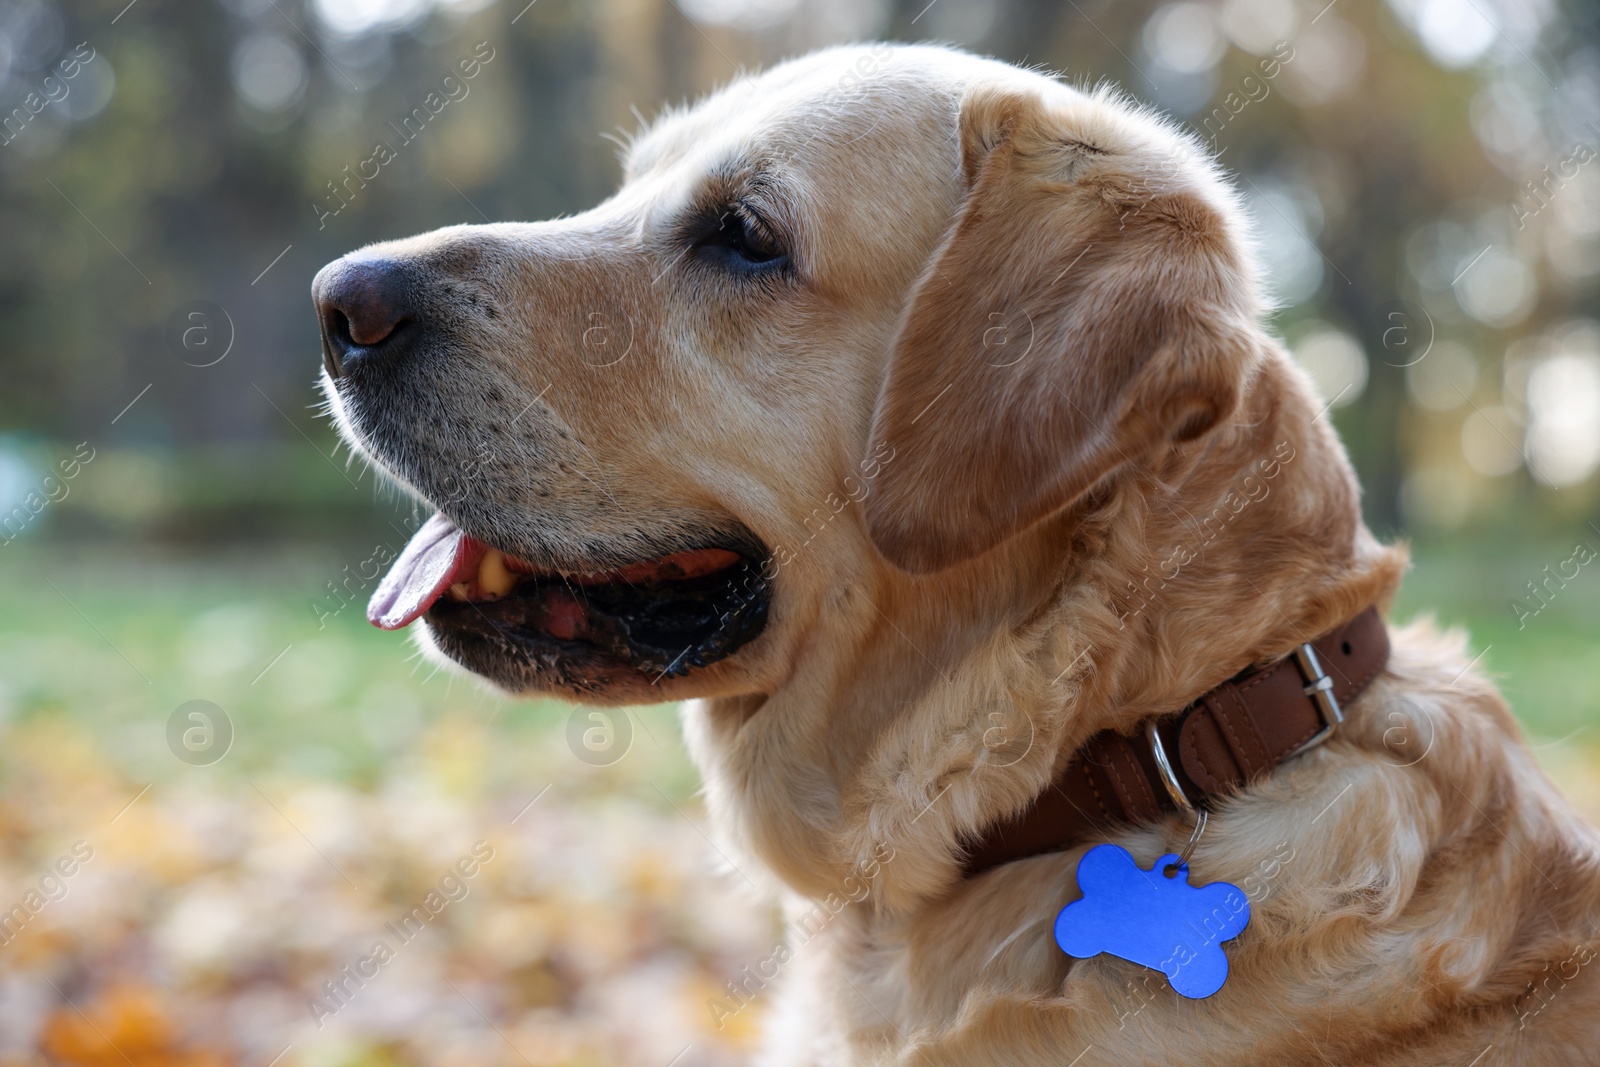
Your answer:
[368,513,770,687]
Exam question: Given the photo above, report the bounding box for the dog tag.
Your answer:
[1053,843,1249,999]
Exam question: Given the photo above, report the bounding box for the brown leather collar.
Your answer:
[961,607,1390,878]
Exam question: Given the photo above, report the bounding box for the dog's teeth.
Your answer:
[478,548,516,597]
[448,582,471,600]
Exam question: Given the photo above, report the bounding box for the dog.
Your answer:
[313,43,1600,1066]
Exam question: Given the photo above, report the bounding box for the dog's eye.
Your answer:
[696,205,789,273]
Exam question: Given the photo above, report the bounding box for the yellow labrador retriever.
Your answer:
[313,44,1600,1066]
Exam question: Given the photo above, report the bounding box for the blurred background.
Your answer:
[1,0,1598,1062]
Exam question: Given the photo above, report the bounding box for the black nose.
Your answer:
[312,258,413,378]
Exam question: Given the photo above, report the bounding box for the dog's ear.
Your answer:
[862,84,1263,573]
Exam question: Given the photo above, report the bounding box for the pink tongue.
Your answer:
[368,513,488,630]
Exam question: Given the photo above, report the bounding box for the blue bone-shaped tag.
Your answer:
[1054,843,1250,999]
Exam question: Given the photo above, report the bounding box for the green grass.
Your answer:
[1393,535,1600,743]
[0,534,1594,796]
[0,541,703,803]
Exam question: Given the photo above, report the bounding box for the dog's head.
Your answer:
[316,44,1263,705]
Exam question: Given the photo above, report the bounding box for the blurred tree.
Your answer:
[0,0,1594,543]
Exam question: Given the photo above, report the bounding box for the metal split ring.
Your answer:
[1147,719,1209,877]
[1164,808,1208,877]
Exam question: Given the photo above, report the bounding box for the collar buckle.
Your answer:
[1289,642,1344,757]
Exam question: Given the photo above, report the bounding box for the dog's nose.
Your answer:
[312,258,413,378]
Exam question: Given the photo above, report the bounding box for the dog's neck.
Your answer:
[1033,354,1406,748]
[690,347,1407,907]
